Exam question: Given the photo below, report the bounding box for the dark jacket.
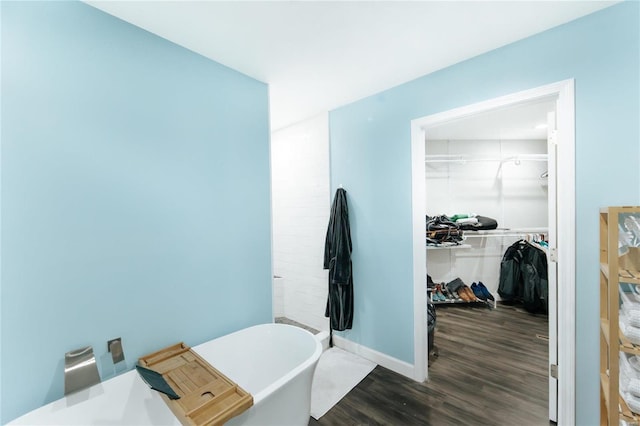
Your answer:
[498,240,548,313]
[323,188,353,332]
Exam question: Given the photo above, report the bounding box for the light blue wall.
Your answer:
[329,2,639,424]
[1,2,271,423]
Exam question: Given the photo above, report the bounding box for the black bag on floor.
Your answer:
[427,300,436,348]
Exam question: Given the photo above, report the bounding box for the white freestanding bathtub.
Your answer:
[9,323,322,426]
[195,323,322,425]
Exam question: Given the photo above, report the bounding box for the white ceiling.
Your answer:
[85,1,616,131]
[426,98,557,140]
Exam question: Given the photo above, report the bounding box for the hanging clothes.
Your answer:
[323,187,353,346]
[498,239,548,313]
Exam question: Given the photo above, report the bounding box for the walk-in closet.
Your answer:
[425,99,552,304]
[424,98,556,420]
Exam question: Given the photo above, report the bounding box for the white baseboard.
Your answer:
[315,330,330,352]
[331,335,416,380]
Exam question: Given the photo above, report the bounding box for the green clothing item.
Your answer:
[450,213,471,222]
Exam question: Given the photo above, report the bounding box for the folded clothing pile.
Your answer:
[620,285,640,345]
[449,214,498,231]
[621,285,640,328]
[620,351,640,414]
[619,285,640,414]
[620,310,640,345]
[425,215,464,246]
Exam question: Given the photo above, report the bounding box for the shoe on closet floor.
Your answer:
[471,283,487,301]
[457,286,471,302]
[477,282,495,301]
[429,287,438,302]
[439,284,452,300]
[462,285,477,301]
[441,285,450,301]
[433,284,446,301]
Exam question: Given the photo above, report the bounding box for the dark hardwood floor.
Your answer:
[309,303,550,425]
[275,316,320,334]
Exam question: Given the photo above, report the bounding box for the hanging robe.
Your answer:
[323,188,353,345]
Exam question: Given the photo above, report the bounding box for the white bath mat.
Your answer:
[310,346,376,420]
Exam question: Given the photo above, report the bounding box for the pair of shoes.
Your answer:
[471,283,487,301]
[433,284,446,302]
[457,285,476,302]
[465,285,478,301]
[456,289,468,302]
[476,282,495,301]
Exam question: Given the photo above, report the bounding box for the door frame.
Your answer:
[410,79,575,424]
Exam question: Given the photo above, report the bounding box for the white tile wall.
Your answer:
[273,277,285,317]
[271,113,330,332]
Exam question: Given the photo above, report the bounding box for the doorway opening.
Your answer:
[410,80,575,425]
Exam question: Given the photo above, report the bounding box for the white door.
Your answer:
[547,109,559,423]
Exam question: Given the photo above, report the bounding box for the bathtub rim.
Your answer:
[192,322,322,405]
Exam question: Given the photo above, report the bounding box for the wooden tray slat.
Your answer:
[191,392,253,426]
[185,385,236,417]
[141,343,190,366]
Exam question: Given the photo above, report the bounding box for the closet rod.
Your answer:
[424,154,547,164]
[463,227,548,237]
[464,233,547,239]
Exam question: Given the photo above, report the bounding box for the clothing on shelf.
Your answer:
[425,215,464,246]
[425,214,499,248]
[456,215,498,231]
[621,284,640,329]
[620,351,640,415]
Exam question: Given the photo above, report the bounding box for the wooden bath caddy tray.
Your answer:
[138,342,253,426]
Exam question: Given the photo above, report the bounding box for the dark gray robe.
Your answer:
[323,188,353,344]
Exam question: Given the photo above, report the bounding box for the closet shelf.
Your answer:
[431,298,493,308]
[620,394,640,422]
[426,244,471,250]
[427,288,495,308]
[620,268,640,285]
[619,331,640,355]
[463,228,548,238]
[424,153,547,164]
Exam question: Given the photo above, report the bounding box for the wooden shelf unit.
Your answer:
[600,206,640,426]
